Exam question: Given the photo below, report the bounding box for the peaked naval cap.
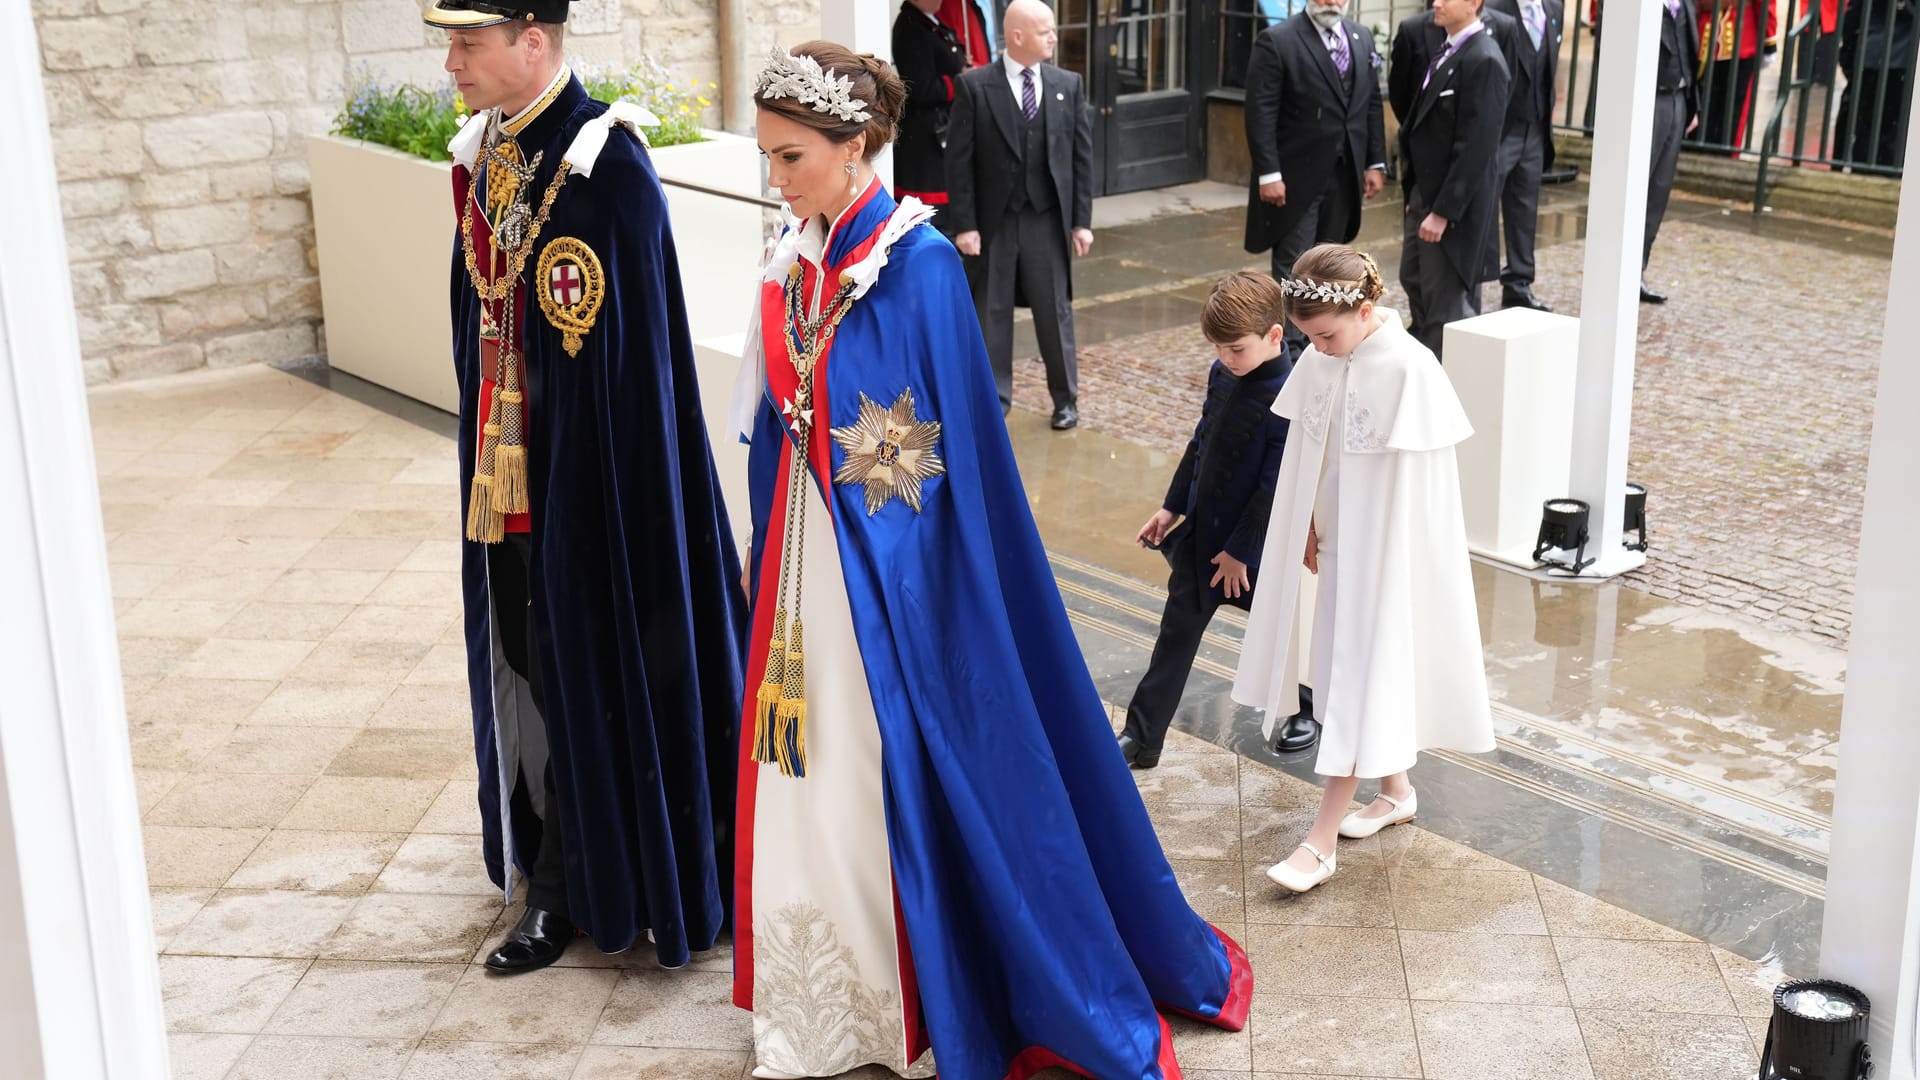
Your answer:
[424,0,572,29]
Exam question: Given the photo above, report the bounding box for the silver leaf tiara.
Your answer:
[1279,277,1367,305]
[754,47,873,124]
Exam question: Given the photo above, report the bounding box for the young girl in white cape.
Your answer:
[1232,244,1494,893]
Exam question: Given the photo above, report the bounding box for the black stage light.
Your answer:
[1533,498,1593,574]
[1758,979,1872,1080]
[1623,482,1649,552]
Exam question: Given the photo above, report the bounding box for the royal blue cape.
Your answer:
[735,185,1251,1080]
[451,76,747,967]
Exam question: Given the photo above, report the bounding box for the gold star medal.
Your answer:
[536,237,604,356]
[831,389,946,515]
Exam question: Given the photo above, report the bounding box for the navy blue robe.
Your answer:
[450,75,747,968]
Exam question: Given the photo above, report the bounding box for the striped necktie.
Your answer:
[1021,66,1037,122]
[1327,27,1351,76]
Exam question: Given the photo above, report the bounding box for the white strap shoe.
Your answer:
[1266,842,1337,893]
[1339,789,1417,839]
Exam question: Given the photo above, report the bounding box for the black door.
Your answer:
[1054,0,1208,194]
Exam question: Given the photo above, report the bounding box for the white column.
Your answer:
[1818,93,1920,1079]
[820,0,898,58]
[1,5,170,1078]
[821,0,900,188]
[1563,0,1661,579]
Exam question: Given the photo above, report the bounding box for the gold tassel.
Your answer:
[465,475,504,543]
[751,608,788,767]
[773,619,808,778]
[491,437,529,514]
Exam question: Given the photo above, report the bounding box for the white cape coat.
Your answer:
[1232,311,1494,778]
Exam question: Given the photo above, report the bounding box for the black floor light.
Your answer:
[1533,498,1593,574]
[1623,482,1649,552]
[1758,979,1872,1080]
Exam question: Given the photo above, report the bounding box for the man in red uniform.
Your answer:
[1695,0,1778,147]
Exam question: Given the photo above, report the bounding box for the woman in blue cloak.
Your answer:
[725,41,1253,1080]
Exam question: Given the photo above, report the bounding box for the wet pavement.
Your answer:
[1012,179,1885,649]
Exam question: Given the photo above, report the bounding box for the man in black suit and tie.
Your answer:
[1642,0,1701,304]
[1242,0,1388,357]
[1394,0,1509,359]
[947,0,1096,429]
[1483,0,1559,310]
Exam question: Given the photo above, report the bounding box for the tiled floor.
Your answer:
[97,366,1792,1078]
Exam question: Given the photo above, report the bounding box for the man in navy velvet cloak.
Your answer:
[429,0,747,973]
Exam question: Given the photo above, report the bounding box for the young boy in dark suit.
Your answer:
[1119,272,1309,769]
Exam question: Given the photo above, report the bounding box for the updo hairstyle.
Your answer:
[1285,243,1387,321]
[753,41,907,160]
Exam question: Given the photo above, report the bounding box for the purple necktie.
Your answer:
[1422,40,1456,90]
[1664,0,1682,16]
[1327,28,1351,77]
[1021,66,1037,121]
[1524,0,1545,49]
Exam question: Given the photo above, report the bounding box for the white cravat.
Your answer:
[1521,0,1545,50]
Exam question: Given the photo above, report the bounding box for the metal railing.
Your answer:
[1556,0,1911,209]
[659,175,784,210]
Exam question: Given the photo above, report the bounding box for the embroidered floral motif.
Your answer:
[754,902,924,1076]
[1302,375,1339,441]
[1345,388,1387,452]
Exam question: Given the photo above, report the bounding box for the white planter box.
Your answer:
[308,129,768,415]
[308,134,459,413]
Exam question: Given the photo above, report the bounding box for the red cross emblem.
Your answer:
[549,261,583,307]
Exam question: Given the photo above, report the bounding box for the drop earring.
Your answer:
[845,160,858,196]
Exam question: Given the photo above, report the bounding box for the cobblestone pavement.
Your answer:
[1012,192,1888,646]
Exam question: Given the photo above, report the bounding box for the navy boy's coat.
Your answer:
[1160,355,1291,611]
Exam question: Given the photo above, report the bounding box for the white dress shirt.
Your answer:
[1004,52,1038,108]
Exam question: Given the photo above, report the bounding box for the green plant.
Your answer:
[331,59,710,162]
[333,69,466,161]
[578,57,712,149]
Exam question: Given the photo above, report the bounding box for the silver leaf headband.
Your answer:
[754,47,873,124]
[1280,277,1367,305]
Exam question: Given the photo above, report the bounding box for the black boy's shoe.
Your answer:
[1117,733,1161,770]
[1273,713,1322,755]
[1051,404,1078,430]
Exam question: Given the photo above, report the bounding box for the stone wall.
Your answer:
[35,0,817,385]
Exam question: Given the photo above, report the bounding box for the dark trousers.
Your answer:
[1644,91,1688,269]
[1495,123,1545,290]
[487,534,569,918]
[1838,67,1913,169]
[974,205,1078,413]
[1122,545,1221,753]
[1400,187,1480,360]
[1698,56,1759,148]
[1267,165,1358,356]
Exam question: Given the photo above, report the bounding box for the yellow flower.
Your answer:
[698,96,711,106]
[709,81,718,89]
[679,105,690,113]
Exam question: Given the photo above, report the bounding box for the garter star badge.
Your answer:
[536,237,605,356]
[831,389,945,515]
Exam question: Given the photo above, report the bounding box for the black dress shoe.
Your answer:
[484,907,575,975]
[1116,733,1161,769]
[1639,281,1668,304]
[1273,713,1322,755]
[1501,287,1553,312]
[1050,403,1078,430]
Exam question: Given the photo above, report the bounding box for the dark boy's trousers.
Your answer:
[1123,542,1223,753]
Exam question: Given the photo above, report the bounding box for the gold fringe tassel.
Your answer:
[490,438,529,514]
[465,475,504,543]
[750,608,788,767]
[771,619,808,778]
